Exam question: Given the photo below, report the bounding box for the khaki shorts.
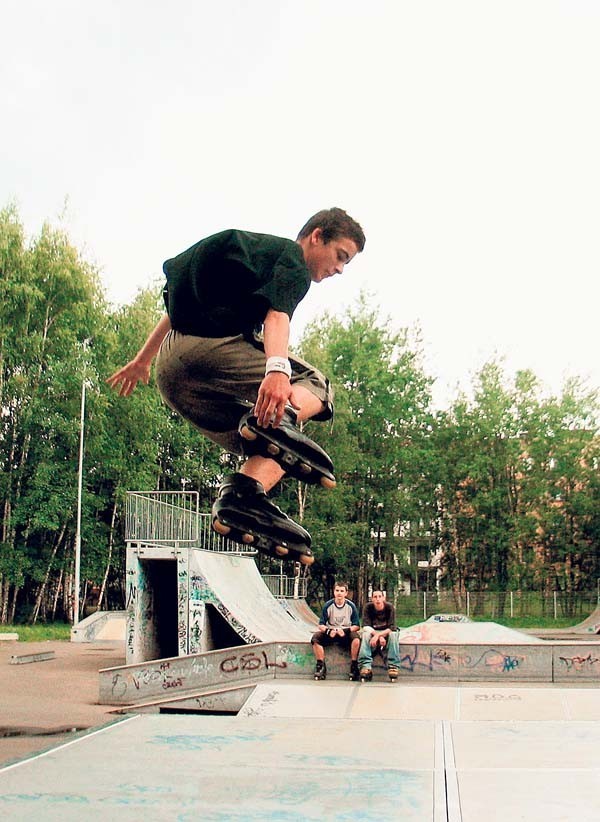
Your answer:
[156,330,333,454]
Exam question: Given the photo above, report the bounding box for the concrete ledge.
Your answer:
[10,651,56,665]
[99,639,600,707]
[100,642,277,705]
[0,633,19,642]
[553,643,600,681]
[111,684,256,715]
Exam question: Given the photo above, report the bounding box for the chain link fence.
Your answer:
[394,590,600,622]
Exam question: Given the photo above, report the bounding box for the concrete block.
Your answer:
[553,643,600,682]
[100,642,275,705]
[10,651,56,665]
[0,633,19,641]
[458,643,552,681]
[396,642,460,679]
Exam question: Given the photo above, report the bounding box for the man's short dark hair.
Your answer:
[297,207,366,252]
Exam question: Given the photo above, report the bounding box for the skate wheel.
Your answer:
[213,518,231,536]
[298,554,315,566]
[240,425,257,441]
[274,545,288,557]
[267,443,280,456]
[320,476,336,490]
[299,462,312,475]
[242,533,254,545]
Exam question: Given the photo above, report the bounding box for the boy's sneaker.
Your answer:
[360,668,373,682]
[314,660,327,681]
[239,408,336,488]
[388,667,399,681]
[349,660,360,681]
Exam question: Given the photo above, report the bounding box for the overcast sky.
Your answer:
[2,0,599,408]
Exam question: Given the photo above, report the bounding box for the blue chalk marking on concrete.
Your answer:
[0,793,90,805]
[149,731,274,751]
[285,753,380,768]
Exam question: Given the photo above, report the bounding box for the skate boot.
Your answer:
[212,473,314,565]
[314,660,327,681]
[360,668,373,683]
[349,660,360,682]
[388,667,399,682]
[239,408,336,489]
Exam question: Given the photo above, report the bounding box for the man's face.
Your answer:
[303,229,359,284]
[372,591,385,610]
[333,585,347,602]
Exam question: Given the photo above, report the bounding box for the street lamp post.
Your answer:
[73,375,86,626]
[73,338,92,627]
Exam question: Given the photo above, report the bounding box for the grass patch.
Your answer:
[0,623,71,642]
[472,615,578,630]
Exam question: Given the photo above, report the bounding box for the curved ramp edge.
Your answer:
[189,550,314,649]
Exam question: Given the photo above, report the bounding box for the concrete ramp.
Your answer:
[189,551,314,647]
[71,611,125,643]
[398,619,541,644]
[277,597,319,629]
[572,605,600,634]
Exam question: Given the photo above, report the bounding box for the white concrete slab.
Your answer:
[563,688,600,720]
[459,770,599,822]
[2,684,600,821]
[451,721,600,822]
[350,683,458,721]
[240,681,357,718]
[233,681,600,722]
[0,714,436,821]
[459,687,567,721]
[452,720,600,769]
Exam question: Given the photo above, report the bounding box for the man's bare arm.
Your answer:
[106,313,172,397]
[254,308,297,427]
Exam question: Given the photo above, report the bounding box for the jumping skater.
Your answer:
[107,208,365,563]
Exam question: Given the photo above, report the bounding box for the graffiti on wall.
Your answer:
[558,652,600,673]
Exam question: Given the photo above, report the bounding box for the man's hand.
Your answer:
[254,372,294,428]
[106,360,151,397]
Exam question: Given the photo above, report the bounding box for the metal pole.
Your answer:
[74,377,85,626]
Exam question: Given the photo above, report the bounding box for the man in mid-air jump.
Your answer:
[108,208,365,564]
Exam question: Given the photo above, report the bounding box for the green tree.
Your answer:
[292,295,435,610]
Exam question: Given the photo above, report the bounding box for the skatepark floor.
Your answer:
[1,639,599,820]
[0,639,124,767]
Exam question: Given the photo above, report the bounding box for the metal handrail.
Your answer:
[125,491,254,554]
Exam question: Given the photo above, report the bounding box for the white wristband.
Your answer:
[265,356,292,379]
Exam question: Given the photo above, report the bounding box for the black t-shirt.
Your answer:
[163,229,311,337]
[362,602,396,632]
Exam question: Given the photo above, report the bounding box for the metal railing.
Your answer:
[262,575,308,599]
[125,491,254,553]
